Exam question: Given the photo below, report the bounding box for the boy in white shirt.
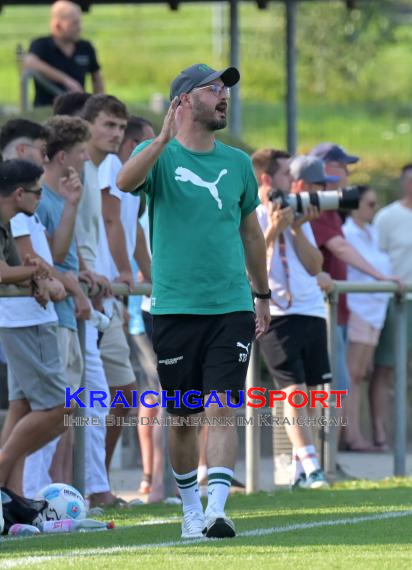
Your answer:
[0,159,72,494]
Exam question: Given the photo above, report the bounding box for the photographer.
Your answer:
[252,150,332,489]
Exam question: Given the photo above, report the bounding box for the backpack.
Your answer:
[1,487,48,534]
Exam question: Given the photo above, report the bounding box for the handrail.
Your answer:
[0,280,409,492]
[17,44,66,112]
[246,280,411,492]
[331,280,411,294]
[20,68,65,112]
[0,281,152,298]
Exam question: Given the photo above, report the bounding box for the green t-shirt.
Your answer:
[131,138,260,315]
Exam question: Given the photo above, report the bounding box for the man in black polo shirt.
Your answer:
[24,0,104,107]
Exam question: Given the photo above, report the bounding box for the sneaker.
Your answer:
[302,469,329,489]
[291,473,307,490]
[203,510,236,539]
[181,510,205,539]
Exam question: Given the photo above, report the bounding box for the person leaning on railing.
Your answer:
[0,159,74,495]
[309,143,400,413]
[24,0,104,107]
[342,185,391,452]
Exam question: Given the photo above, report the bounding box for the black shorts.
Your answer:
[258,315,331,387]
[152,311,256,415]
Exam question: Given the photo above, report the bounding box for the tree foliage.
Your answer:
[239,0,410,105]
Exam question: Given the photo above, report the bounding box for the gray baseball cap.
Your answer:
[290,155,340,185]
[170,63,240,101]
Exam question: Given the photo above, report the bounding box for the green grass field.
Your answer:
[1,479,412,569]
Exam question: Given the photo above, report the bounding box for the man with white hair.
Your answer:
[25,0,104,107]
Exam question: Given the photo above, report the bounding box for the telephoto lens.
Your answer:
[268,186,359,214]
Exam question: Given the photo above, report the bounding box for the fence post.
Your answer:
[245,342,261,493]
[162,410,175,499]
[324,289,338,479]
[394,292,407,476]
[72,319,86,496]
[16,44,29,113]
[229,0,241,138]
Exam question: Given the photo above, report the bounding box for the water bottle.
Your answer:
[40,518,115,533]
[89,310,111,332]
[76,519,115,533]
[8,524,41,537]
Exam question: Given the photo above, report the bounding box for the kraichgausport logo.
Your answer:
[65,388,347,410]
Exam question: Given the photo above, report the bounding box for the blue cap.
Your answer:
[309,143,359,164]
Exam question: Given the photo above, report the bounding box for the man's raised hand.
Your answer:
[158,97,180,144]
[59,166,83,206]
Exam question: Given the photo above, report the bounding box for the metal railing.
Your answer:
[0,282,151,496]
[245,280,412,492]
[16,43,65,112]
[0,280,410,495]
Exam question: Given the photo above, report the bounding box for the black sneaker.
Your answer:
[203,511,236,538]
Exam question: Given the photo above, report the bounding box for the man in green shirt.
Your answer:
[118,63,270,539]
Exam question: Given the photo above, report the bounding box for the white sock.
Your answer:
[173,468,203,513]
[291,448,305,483]
[206,467,233,515]
[296,445,320,477]
[197,464,208,484]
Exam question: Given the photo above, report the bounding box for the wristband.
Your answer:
[253,289,271,300]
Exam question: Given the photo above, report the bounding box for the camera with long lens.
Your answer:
[267,186,360,214]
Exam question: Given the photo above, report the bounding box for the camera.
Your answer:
[268,186,360,214]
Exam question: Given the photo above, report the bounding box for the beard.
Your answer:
[192,97,227,132]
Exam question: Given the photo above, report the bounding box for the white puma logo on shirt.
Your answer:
[174,166,227,210]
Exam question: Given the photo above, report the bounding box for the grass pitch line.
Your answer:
[2,509,412,568]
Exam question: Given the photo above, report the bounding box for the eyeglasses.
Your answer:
[22,143,48,158]
[191,84,231,98]
[21,186,42,196]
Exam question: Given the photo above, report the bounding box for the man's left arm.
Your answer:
[134,219,151,282]
[240,211,271,338]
